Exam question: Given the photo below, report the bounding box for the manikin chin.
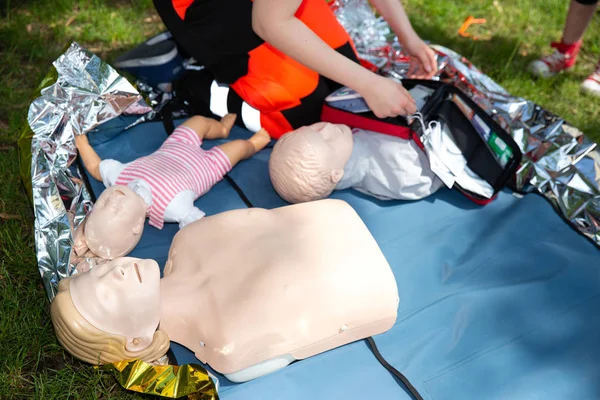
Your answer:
[51,199,399,382]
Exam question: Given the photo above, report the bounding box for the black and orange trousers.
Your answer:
[153,0,358,138]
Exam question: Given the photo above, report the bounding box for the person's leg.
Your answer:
[581,63,600,96]
[216,129,271,167]
[154,0,264,128]
[563,0,598,44]
[529,0,598,77]
[565,0,600,96]
[155,0,359,138]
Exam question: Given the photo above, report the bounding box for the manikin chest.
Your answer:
[159,200,399,381]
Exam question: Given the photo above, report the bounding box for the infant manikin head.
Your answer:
[269,122,353,203]
[50,257,169,364]
[84,185,147,259]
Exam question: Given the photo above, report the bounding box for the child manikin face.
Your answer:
[85,185,147,259]
[70,257,161,350]
[307,122,353,171]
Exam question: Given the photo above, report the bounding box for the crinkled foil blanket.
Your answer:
[22,13,599,306]
[332,0,599,246]
[20,4,600,396]
[21,43,219,399]
[18,4,599,399]
[24,42,148,300]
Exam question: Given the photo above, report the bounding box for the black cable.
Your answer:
[366,337,424,400]
[224,174,254,208]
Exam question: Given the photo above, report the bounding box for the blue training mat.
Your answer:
[87,117,600,400]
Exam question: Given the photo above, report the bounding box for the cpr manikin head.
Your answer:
[269,122,353,203]
[83,185,147,259]
[50,257,169,364]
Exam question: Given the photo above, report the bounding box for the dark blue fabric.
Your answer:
[88,118,600,399]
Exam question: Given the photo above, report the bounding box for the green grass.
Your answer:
[0,0,598,398]
[0,1,164,398]
[404,0,600,138]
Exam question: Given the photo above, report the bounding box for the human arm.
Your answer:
[369,0,437,79]
[252,0,416,117]
[74,134,102,181]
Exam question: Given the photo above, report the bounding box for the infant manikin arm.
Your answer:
[74,134,102,181]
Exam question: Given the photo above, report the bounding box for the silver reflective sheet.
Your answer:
[28,43,151,300]
[334,1,600,246]
[30,16,599,302]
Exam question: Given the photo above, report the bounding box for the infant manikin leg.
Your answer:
[202,114,237,140]
[217,129,271,166]
[163,190,206,229]
[177,207,206,229]
[180,114,238,141]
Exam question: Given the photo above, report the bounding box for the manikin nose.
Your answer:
[112,189,126,197]
[129,263,142,283]
[120,262,143,283]
[131,262,142,283]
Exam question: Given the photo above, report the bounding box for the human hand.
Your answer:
[400,34,438,79]
[359,74,417,118]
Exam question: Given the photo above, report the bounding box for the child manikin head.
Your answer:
[81,185,147,259]
[269,122,353,204]
[50,257,169,364]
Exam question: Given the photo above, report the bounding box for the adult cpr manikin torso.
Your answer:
[158,199,399,382]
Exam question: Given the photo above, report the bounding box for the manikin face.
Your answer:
[306,122,353,172]
[85,185,147,259]
[70,257,161,351]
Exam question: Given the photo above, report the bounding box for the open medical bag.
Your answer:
[321,79,523,205]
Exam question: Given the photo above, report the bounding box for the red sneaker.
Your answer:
[529,40,582,78]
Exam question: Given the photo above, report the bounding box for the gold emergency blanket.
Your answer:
[107,359,218,400]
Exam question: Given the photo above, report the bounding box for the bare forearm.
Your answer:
[252,0,375,94]
[253,0,418,118]
[369,0,416,42]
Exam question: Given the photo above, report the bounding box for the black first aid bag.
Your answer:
[321,79,523,205]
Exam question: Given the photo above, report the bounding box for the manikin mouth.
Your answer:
[133,262,142,283]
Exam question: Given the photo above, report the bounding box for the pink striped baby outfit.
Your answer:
[115,125,231,229]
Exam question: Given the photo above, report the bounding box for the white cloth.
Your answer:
[336,129,443,201]
[419,119,494,199]
[99,159,205,228]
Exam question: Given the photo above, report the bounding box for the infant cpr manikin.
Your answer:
[51,199,399,382]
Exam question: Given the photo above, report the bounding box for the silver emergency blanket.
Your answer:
[333,0,600,246]
[28,11,599,302]
[27,42,151,300]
